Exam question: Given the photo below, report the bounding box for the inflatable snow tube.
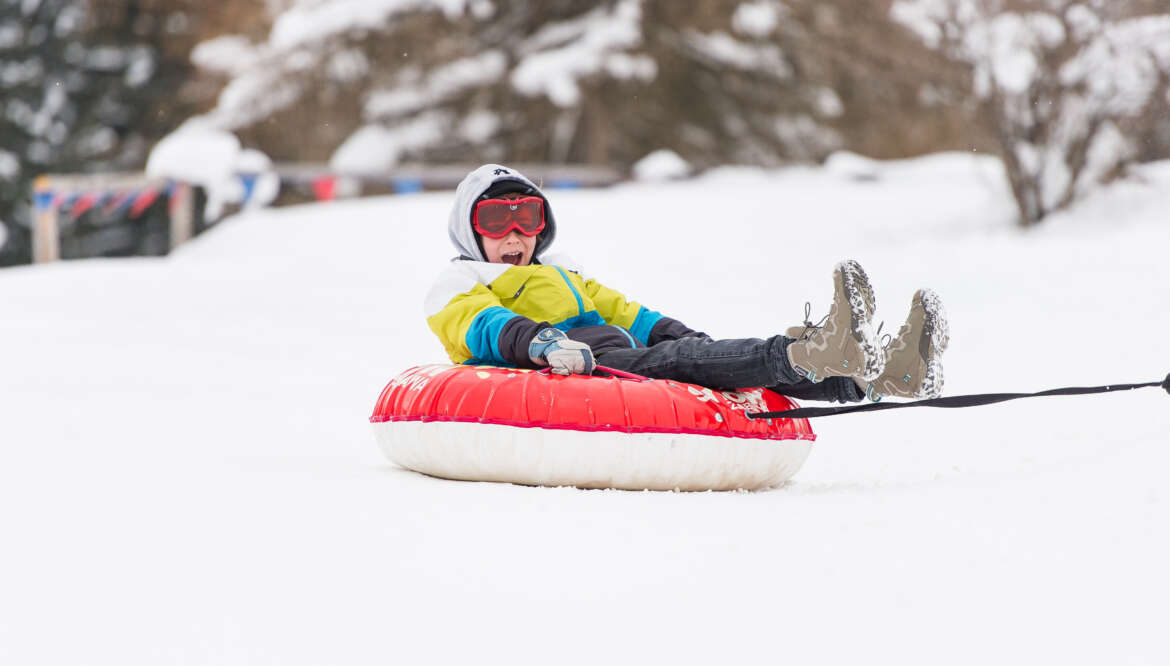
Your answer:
[370,364,816,491]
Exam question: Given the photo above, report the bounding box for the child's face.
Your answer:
[481,230,536,266]
[477,191,539,265]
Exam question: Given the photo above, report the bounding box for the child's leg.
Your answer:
[596,335,865,403]
[595,335,798,390]
[596,260,884,404]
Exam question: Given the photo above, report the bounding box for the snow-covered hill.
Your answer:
[2,153,1168,664]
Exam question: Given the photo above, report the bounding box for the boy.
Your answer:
[425,164,948,403]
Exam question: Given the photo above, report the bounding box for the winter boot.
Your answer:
[785,260,883,383]
[859,289,949,400]
[785,286,877,341]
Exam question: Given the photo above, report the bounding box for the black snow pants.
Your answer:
[594,335,864,404]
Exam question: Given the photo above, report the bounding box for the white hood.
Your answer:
[447,164,557,262]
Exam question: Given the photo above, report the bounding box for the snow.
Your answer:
[326,48,369,83]
[235,149,281,208]
[195,0,659,137]
[195,1,478,129]
[632,149,690,181]
[364,85,427,118]
[774,113,841,157]
[510,0,645,107]
[1060,16,1170,117]
[813,85,844,117]
[964,13,1060,95]
[329,113,449,172]
[365,51,506,118]
[52,3,85,38]
[0,148,18,180]
[269,0,468,51]
[457,108,499,144]
[146,122,278,218]
[213,66,303,129]
[0,21,22,49]
[21,82,67,139]
[602,51,657,81]
[1,58,42,88]
[824,150,881,182]
[1064,4,1101,41]
[468,0,494,21]
[146,122,241,193]
[891,3,1170,217]
[75,125,117,157]
[894,2,1170,110]
[190,35,262,75]
[123,47,155,88]
[732,0,783,38]
[2,153,1169,664]
[85,45,131,72]
[889,0,946,49]
[683,29,791,78]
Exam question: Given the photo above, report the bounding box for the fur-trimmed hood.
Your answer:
[447,164,557,262]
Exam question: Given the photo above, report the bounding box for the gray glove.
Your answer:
[528,328,596,375]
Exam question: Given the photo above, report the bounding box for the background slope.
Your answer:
[2,154,1168,664]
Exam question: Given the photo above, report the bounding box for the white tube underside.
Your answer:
[373,421,813,491]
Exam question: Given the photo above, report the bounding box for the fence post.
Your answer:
[169,181,194,250]
[32,176,59,263]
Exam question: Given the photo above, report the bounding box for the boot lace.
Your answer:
[793,302,830,340]
[793,302,893,349]
[875,320,892,350]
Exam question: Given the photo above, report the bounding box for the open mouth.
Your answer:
[501,252,523,265]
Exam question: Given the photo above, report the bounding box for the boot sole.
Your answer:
[839,260,884,381]
[847,260,876,316]
[918,288,949,398]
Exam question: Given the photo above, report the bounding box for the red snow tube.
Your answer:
[370,364,815,491]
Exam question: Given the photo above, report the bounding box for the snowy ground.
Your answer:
[2,153,1168,664]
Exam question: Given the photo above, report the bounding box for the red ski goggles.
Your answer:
[472,196,546,238]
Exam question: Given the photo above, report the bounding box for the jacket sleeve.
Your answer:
[581,277,704,346]
[425,267,547,366]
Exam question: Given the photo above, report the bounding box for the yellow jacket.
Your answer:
[424,255,664,365]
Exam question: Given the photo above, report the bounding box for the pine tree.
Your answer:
[0,0,207,265]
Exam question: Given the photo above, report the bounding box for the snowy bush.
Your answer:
[147,122,279,220]
[892,0,1170,226]
[632,149,691,181]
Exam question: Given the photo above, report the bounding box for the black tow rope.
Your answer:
[747,373,1170,420]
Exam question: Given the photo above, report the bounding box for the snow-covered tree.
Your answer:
[892,0,1170,226]
[191,0,972,174]
[0,0,246,265]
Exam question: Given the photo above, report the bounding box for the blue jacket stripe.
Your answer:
[628,306,663,345]
[612,325,638,348]
[466,306,521,363]
[553,266,586,316]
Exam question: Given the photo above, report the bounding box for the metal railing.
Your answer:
[31,173,196,264]
[28,162,621,263]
